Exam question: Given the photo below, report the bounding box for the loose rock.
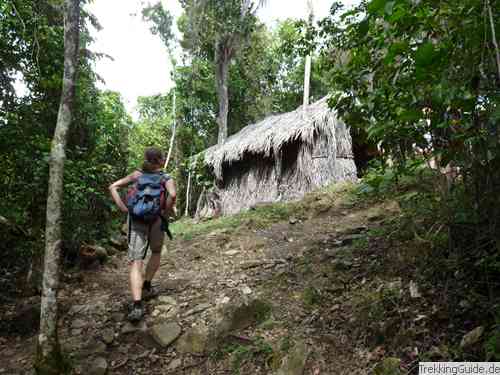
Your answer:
[149,322,182,348]
[176,324,210,354]
[460,326,484,349]
[101,328,114,345]
[276,340,308,375]
[87,357,107,375]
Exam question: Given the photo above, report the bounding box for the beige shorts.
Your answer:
[127,217,164,261]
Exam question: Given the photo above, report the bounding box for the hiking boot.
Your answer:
[142,285,159,301]
[127,304,144,323]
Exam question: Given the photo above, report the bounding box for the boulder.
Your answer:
[214,297,271,338]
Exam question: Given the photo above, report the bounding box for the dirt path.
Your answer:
[0,191,403,375]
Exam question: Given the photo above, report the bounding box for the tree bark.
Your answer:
[35,0,80,373]
[215,39,231,145]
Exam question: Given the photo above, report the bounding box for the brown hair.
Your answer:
[142,147,164,172]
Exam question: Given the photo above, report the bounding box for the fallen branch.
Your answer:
[112,358,128,370]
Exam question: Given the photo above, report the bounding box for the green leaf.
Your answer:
[367,0,387,14]
[384,1,395,15]
[358,19,369,37]
[384,41,408,65]
[415,42,437,67]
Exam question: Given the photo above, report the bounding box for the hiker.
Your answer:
[109,147,176,322]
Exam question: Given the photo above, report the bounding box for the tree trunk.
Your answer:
[184,161,192,216]
[35,0,80,373]
[487,0,500,81]
[164,90,176,170]
[303,55,311,107]
[303,0,313,118]
[215,40,230,145]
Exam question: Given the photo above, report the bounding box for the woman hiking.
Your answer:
[109,147,176,322]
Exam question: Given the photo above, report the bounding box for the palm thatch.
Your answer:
[200,96,357,215]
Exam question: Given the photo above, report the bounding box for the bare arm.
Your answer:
[108,171,140,213]
[164,179,177,216]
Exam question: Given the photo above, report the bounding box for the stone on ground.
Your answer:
[149,322,182,348]
[87,357,107,375]
[214,297,271,338]
[101,328,114,345]
[276,340,308,375]
[176,324,211,354]
[460,326,484,349]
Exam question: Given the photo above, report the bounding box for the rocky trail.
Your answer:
[0,185,471,374]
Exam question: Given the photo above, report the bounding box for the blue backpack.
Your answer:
[127,172,168,223]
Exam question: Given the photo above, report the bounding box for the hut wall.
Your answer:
[279,134,357,201]
[217,136,357,215]
[219,153,280,215]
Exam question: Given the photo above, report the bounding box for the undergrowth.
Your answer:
[172,182,355,240]
[353,159,500,363]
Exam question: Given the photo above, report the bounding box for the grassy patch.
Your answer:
[213,337,276,375]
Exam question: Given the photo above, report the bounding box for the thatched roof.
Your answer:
[203,96,353,179]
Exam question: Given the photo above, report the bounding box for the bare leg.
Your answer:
[129,260,143,301]
[145,252,161,283]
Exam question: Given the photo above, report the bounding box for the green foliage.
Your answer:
[485,325,500,360]
[128,94,172,170]
[142,2,174,50]
[315,1,500,245]
[0,2,130,270]
[302,286,322,307]
[220,337,275,375]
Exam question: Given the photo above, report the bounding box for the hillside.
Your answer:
[0,181,489,375]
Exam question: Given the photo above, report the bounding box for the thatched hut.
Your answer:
[200,96,357,215]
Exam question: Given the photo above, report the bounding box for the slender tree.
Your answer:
[35,0,80,373]
[182,0,267,144]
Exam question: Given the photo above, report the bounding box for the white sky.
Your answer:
[87,0,360,115]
